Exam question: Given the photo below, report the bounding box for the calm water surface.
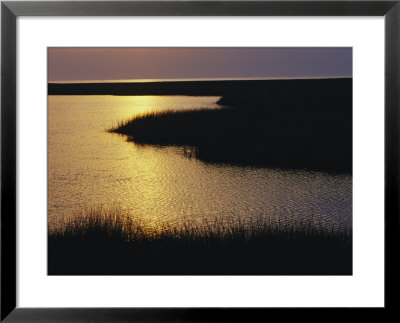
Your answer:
[48,95,352,231]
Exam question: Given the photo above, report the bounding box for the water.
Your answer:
[48,95,352,232]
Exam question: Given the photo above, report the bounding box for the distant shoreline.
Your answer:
[49,76,352,84]
[48,77,352,96]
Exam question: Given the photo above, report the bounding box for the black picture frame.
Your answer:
[1,0,399,321]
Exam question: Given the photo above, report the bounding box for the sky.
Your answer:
[48,47,352,82]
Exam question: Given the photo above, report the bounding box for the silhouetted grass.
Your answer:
[48,207,352,275]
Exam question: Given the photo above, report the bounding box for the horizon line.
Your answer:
[49,76,353,84]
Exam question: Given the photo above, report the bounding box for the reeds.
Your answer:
[49,207,352,275]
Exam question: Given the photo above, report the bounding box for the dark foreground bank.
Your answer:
[48,209,352,275]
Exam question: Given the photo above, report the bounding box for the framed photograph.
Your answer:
[1,0,399,321]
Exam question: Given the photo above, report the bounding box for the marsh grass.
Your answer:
[49,207,352,275]
[108,105,352,174]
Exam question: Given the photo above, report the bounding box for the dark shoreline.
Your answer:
[107,78,352,174]
[48,78,352,97]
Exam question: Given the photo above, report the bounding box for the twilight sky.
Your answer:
[48,47,352,82]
